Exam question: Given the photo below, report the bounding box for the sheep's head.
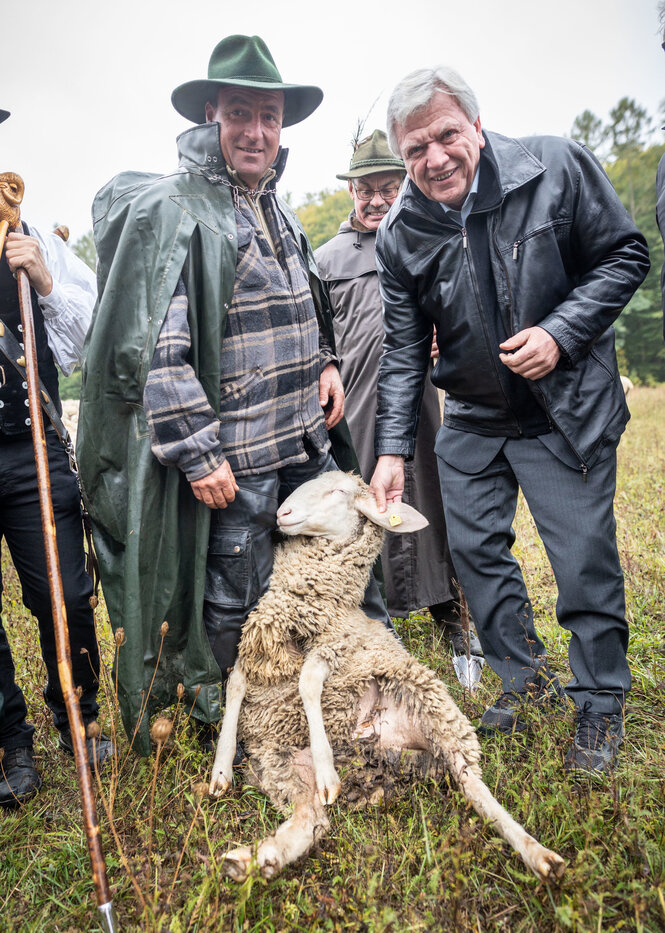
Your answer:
[276,471,428,539]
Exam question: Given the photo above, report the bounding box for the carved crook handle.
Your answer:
[0,170,25,258]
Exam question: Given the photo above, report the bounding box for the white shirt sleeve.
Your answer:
[30,226,97,376]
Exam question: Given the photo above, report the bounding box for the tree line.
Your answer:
[571,99,665,383]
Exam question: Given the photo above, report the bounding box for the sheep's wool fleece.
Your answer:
[236,513,482,812]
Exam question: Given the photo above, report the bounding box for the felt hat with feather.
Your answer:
[336,129,405,180]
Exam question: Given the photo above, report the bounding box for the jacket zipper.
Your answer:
[512,219,571,261]
[460,226,520,431]
[492,218,590,478]
[534,382,590,481]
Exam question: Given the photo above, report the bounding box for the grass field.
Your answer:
[1,386,664,933]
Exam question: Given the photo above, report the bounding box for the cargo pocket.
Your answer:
[204,528,258,609]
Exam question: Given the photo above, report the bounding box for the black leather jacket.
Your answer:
[374,131,650,470]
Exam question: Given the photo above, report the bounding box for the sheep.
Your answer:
[620,375,634,399]
[61,398,80,446]
[209,470,565,885]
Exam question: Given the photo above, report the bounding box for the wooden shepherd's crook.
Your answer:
[0,173,117,933]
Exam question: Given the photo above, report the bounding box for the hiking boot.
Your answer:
[430,601,484,657]
[478,675,566,735]
[447,628,484,658]
[564,707,625,779]
[0,747,42,807]
[59,724,115,770]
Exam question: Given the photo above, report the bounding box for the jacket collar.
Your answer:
[348,210,376,235]
[386,129,546,229]
[175,121,289,187]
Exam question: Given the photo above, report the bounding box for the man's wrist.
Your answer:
[319,353,337,374]
[375,441,414,460]
[34,273,55,300]
[183,447,227,483]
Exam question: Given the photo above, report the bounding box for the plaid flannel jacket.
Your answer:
[143,176,334,480]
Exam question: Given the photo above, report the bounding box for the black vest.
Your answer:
[0,224,61,436]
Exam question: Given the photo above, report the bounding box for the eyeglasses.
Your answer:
[353,183,401,201]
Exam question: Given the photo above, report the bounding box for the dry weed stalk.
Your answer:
[124,621,169,765]
[147,717,173,861]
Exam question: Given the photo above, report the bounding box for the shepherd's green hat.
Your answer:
[0,110,10,124]
[172,35,323,128]
[336,129,405,180]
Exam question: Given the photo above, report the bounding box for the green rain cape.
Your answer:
[77,124,357,755]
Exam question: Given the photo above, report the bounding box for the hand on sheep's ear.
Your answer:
[355,495,429,533]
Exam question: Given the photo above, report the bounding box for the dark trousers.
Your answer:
[0,432,99,750]
[203,447,392,677]
[437,437,630,715]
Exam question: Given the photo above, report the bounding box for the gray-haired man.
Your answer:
[369,66,649,777]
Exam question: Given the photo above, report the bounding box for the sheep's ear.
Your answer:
[355,495,429,533]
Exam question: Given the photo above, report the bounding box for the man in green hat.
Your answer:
[315,130,483,687]
[78,36,392,754]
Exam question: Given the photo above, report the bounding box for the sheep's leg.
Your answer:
[356,686,564,882]
[299,653,341,804]
[223,749,329,881]
[446,749,565,882]
[256,798,328,879]
[209,665,247,797]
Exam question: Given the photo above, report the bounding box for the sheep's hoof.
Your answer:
[528,845,566,882]
[316,765,342,805]
[318,780,341,806]
[209,771,232,797]
[222,846,252,882]
[257,841,283,879]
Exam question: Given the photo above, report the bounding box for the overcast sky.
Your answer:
[3,0,664,244]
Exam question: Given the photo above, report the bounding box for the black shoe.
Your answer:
[431,601,484,657]
[478,673,567,735]
[446,628,484,658]
[59,725,115,769]
[564,707,625,779]
[0,747,42,807]
[193,720,245,765]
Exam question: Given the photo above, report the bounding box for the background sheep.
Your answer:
[620,375,634,399]
[210,471,565,885]
[61,398,80,446]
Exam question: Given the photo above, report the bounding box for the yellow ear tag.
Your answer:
[389,513,402,527]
